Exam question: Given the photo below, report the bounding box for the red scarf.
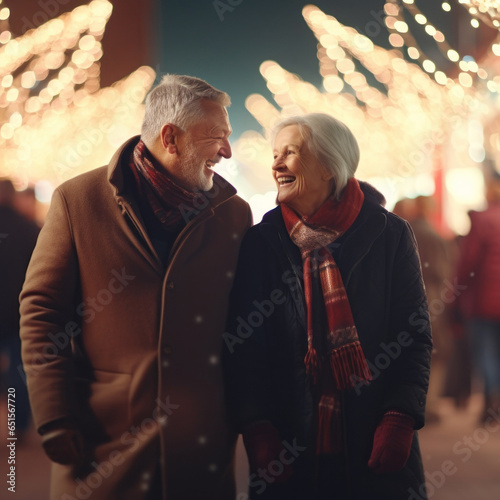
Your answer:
[281,178,372,453]
[129,140,199,232]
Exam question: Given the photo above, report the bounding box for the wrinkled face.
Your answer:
[177,100,232,192]
[272,125,334,217]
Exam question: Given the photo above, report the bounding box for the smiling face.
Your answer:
[272,124,334,217]
[167,99,232,192]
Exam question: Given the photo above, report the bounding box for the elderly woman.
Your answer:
[224,113,432,499]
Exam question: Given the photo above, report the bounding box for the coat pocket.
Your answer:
[76,369,132,444]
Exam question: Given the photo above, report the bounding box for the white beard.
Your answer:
[180,144,214,192]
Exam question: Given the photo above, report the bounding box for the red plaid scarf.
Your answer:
[129,140,199,232]
[281,177,372,453]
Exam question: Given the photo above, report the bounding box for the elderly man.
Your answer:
[20,75,252,500]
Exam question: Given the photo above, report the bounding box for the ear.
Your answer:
[160,124,179,154]
[321,169,336,194]
[321,168,334,182]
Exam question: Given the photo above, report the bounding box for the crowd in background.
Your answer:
[393,165,500,424]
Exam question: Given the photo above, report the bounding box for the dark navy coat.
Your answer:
[224,187,432,500]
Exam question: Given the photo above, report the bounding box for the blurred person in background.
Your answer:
[392,197,416,222]
[456,162,500,422]
[20,75,251,500]
[14,186,41,226]
[224,113,432,499]
[409,196,453,423]
[443,234,473,410]
[0,179,40,439]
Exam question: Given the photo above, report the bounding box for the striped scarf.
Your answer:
[281,177,372,454]
[129,140,198,233]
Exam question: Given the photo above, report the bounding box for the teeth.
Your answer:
[277,176,295,185]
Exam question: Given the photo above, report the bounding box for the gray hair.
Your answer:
[141,74,231,146]
[271,113,360,200]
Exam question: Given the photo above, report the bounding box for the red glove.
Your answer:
[243,421,293,483]
[368,411,414,474]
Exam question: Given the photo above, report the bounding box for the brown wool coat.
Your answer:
[20,137,252,500]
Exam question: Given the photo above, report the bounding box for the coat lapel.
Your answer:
[330,202,387,287]
[259,207,307,330]
[105,137,238,277]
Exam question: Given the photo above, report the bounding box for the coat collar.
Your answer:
[258,184,388,286]
[107,135,238,210]
[105,135,240,275]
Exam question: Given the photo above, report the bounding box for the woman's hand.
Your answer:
[368,411,414,474]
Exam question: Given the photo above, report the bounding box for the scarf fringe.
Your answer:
[329,341,372,390]
[304,347,322,385]
[316,395,342,455]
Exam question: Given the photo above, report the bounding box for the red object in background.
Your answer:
[432,146,454,239]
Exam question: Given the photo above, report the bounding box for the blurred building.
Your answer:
[8,0,155,87]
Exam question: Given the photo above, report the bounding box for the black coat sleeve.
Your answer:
[383,220,433,428]
[223,226,283,433]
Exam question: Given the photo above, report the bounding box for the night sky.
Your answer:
[157,0,458,140]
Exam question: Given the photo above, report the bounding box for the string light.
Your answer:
[0,7,9,21]
[384,0,494,92]
[0,0,155,184]
[458,0,500,28]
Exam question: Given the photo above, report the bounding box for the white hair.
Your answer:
[141,74,231,146]
[271,113,360,200]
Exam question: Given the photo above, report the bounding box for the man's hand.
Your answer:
[40,419,86,465]
[243,421,293,483]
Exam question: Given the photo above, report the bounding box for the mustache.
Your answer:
[206,157,222,166]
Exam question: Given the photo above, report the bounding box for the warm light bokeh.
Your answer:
[0,0,155,199]
[233,2,500,234]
